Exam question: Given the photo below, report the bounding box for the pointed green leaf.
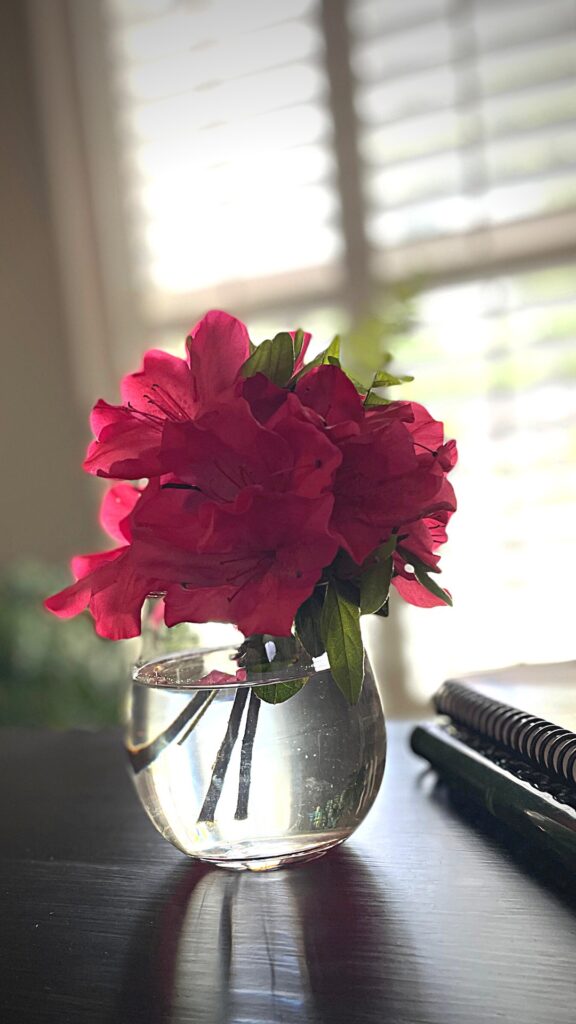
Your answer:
[372,369,414,387]
[241,332,294,386]
[295,591,325,658]
[377,535,397,561]
[254,677,308,704]
[364,391,391,407]
[292,335,340,380]
[397,547,439,575]
[321,582,364,704]
[398,549,452,604]
[292,328,305,361]
[412,565,453,605]
[374,601,389,617]
[360,556,393,614]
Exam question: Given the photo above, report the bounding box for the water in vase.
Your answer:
[126,647,386,871]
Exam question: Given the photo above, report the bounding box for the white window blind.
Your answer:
[105,0,342,324]
[350,0,576,280]
[396,263,576,698]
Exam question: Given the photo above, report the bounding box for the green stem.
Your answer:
[197,688,249,823]
[234,690,261,820]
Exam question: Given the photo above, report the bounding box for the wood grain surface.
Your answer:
[1,724,575,1023]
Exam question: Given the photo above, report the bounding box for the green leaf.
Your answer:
[254,677,308,704]
[295,591,325,658]
[396,547,438,574]
[412,565,453,606]
[321,582,364,704]
[371,369,414,387]
[397,549,452,605]
[376,535,397,560]
[292,328,305,361]
[241,332,294,386]
[360,557,393,614]
[364,391,391,407]
[292,335,340,380]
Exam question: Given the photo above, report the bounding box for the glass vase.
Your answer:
[125,617,386,871]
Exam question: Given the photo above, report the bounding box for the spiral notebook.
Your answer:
[411,661,576,865]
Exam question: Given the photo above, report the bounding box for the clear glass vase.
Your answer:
[125,617,386,871]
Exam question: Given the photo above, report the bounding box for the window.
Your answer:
[104,0,344,340]
[39,0,576,704]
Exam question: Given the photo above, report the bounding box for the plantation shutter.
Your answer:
[104,0,342,327]
[350,0,576,281]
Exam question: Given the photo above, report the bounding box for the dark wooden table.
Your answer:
[1,723,576,1023]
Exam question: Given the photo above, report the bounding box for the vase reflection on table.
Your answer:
[126,620,386,871]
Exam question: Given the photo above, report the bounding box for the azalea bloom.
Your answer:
[46,308,457,651]
[44,484,158,639]
[84,311,251,479]
[84,313,311,480]
[159,388,341,501]
[131,487,338,637]
[293,365,456,566]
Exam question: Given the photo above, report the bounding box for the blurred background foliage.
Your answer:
[0,563,130,727]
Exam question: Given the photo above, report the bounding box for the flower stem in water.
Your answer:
[129,689,215,774]
[234,690,261,820]
[197,687,249,822]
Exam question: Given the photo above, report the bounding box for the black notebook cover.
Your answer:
[411,662,576,866]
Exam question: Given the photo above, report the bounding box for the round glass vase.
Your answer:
[125,618,386,872]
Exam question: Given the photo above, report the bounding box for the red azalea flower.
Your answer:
[159,388,341,501]
[131,487,337,637]
[83,311,251,478]
[292,365,457,567]
[329,410,452,564]
[45,305,458,641]
[44,484,159,639]
[83,314,314,480]
[295,364,364,440]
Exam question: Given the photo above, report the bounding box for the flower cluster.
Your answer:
[46,311,456,700]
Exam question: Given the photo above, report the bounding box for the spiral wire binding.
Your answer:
[434,682,576,792]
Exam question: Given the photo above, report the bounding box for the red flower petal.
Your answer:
[136,489,337,637]
[44,547,124,619]
[120,349,197,419]
[240,373,287,424]
[295,365,364,426]
[83,402,164,479]
[44,577,93,619]
[186,310,250,406]
[392,573,451,608]
[99,484,141,543]
[159,400,288,499]
[291,329,312,374]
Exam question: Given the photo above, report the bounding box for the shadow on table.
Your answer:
[420,767,576,911]
[114,847,421,1024]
